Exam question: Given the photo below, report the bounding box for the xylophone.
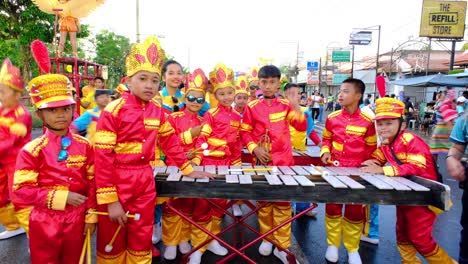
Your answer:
[154,165,451,211]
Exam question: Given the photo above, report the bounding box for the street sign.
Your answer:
[332,51,351,62]
[349,31,372,45]
[307,61,319,71]
[332,74,350,85]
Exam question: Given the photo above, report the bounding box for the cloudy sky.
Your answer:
[82,0,467,73]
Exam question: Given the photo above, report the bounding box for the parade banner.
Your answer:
[420,0,467,39]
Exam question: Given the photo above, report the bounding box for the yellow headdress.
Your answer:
[374,98,405,120]
[235,75,249,95]
[0,58,24,93]
[126,36,166,77]
[185,68,208,95]
[209,63,234,92]
[247,66,259,84]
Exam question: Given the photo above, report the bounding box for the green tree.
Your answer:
[93,30,131,89]
[461,42,468,51]
[0,0,89,81]
[1,0,54,81]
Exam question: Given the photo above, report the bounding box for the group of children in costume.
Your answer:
[0,35,458,264]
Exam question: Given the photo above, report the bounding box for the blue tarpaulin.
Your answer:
[389,73,468,87]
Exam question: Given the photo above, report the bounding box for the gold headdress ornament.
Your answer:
[374,98,405,120]
[185,68,208,96]
[209,63,234,92]
[0,58,24,93]
[235,75,249,95]
[126,35,166,77]
[247,66,259,84]
[28,40,74,109]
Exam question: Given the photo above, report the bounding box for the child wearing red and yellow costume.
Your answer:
[161,68,208,260]
[240,65,306,264]
[94,36,210,263]
[187,63,241,264]
[0,58,32,239]
[14,40,96,263]
[362,97,457,264]
[320,78,376,264]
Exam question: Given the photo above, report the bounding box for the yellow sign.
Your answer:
[420,0,467,38]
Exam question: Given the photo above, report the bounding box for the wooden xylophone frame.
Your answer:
[155,165,451,211]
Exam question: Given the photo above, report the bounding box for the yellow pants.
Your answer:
[258,202,291,249]
[0,203,31,234]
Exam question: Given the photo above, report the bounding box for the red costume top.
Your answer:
[371,131,437,180]
[94,92,193,205]
[241,98,306,166]
[321,108,377,167]
[0,103,32,165]
[166,109,203,165]
[13,130,96,222]
[196,104,241,165]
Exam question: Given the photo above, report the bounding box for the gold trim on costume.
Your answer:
[66,155,87,168]
[95,131,117,149]
[96,187,119,204]
[269,111,287,123]
[24,136,49,157]
[207,137,227,147]
[332,141,343,152]
[115,142,142,154]
[345,125,367,136]
[158,121,175,137]
[144,118,160,130]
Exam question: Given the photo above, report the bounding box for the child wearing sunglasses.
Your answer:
[0,59,32,239]
[186,64,241,264]
[93,36,212,263]
[14,40,96,263]
[161,69,208,260]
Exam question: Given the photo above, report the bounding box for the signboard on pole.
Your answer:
[332,74,350,85]
[349,31,372,45]
[307,61,319,71]
[419,0,467,39]
[332,51,351,62]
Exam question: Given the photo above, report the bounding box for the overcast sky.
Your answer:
[82,0,467,73]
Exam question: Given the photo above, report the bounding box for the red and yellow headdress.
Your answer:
[185,68,208,96]
[126,36,166,77]
[0,58,24,93]
[28,40,75,109]
[374,98,405,120]
[247,66,259,84]
[114,77,129,94]
[209,63,234,92]
[235,75,249,95]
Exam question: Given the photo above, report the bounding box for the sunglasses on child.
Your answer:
[186,95,205,104]
[249,85,259,91]
[58,136,71,161]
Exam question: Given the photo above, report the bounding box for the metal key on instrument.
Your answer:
[322,175,348,188]
[279,175,299,186]
[225,174,239,183]
[392,177,430,191]
[360,174,394,190]
[375,175,411,191]
[293,175,315,186]
[167,172,182,182]
[278,166,296,175]
[264,174,282,185]
[290,166,310,175]
[238,174,253,184]
[336,176,365,189]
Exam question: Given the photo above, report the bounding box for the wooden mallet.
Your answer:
[327,160,340,167]
[89,211,140,221]
[105,211,129,253]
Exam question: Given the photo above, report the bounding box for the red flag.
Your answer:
[376,75,386,97]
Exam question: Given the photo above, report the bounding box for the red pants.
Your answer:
[0,162,28,210]
[29,205,86,264]
[396,205,437,256]
[97,164,155,263]
[326,203,363,222]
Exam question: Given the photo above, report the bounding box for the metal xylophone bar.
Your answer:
[154,165,451,211]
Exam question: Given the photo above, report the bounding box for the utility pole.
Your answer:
[450,40,456,70]
[375,25,381,98]
[136,0,140,43]
[351,45,355,78]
